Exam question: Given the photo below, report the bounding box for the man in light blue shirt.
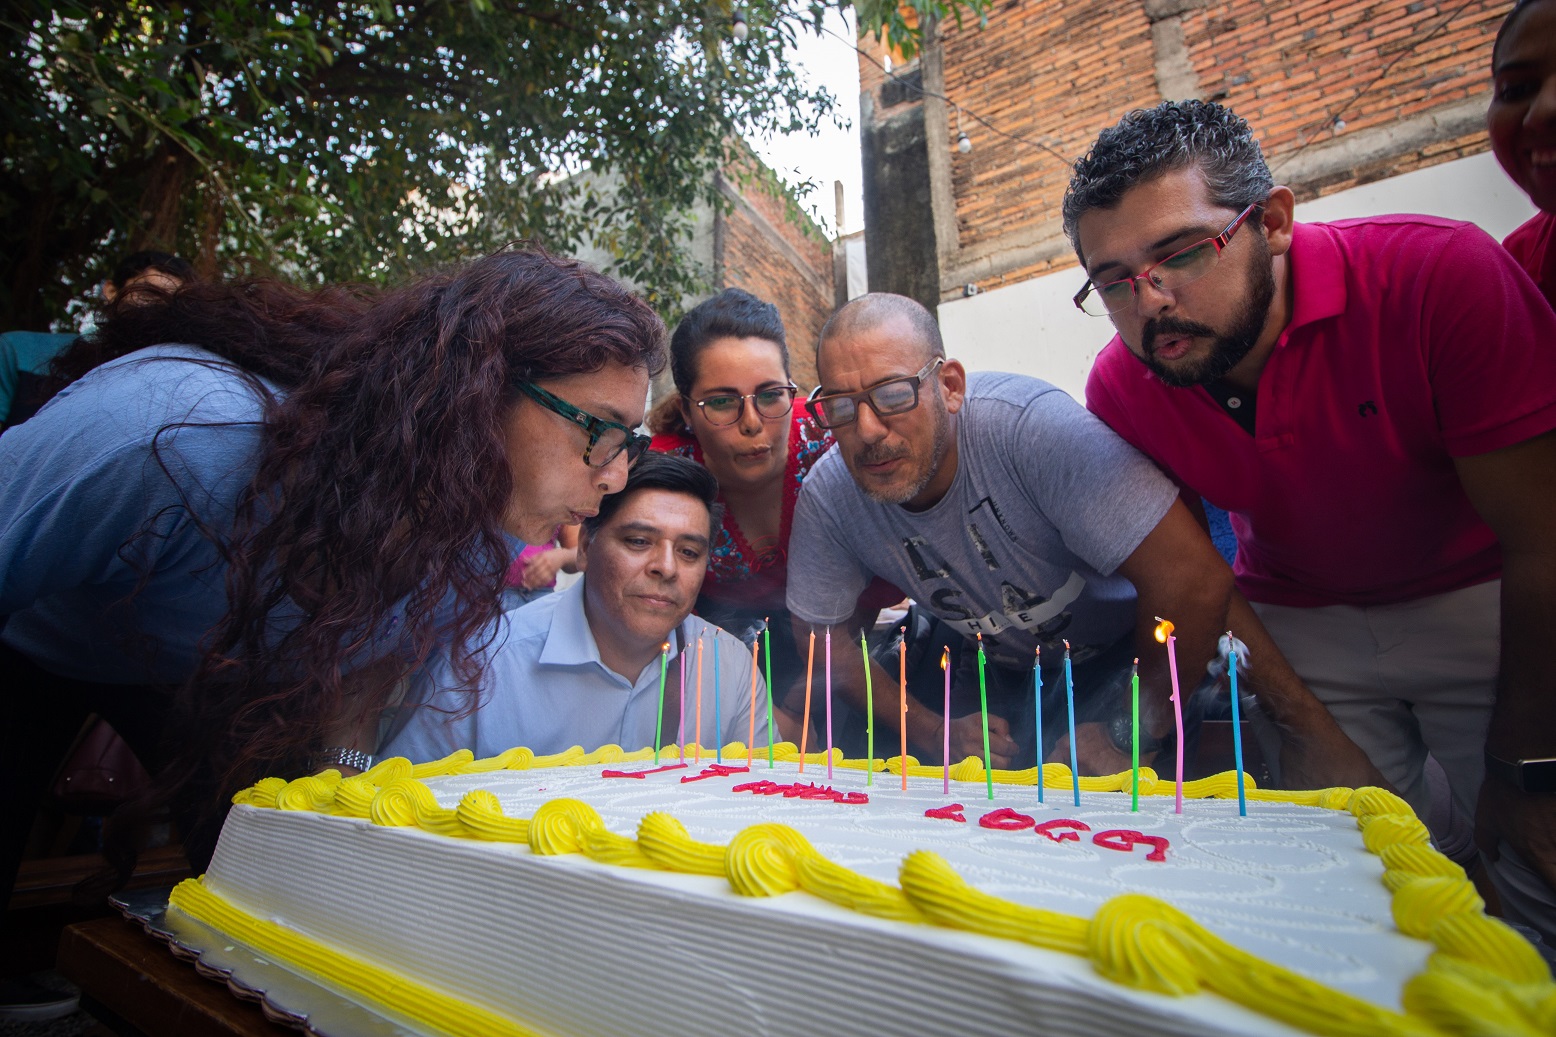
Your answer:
[383,453,769,761]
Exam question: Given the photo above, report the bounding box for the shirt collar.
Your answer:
[1285,222,1347,332]
[536,577,691,672]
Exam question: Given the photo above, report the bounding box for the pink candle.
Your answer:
[825,627,834,780]
[747,635,761,765]
[1154,618,1185,814]
[695,632,705,764]
[678,646,687,763]
[941,646,951,794]
[899,630,908,792]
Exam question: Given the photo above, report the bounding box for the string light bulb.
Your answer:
[732,9,749,40]
[954,107,972,153]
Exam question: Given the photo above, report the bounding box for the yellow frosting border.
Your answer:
[167,743,1555,1037]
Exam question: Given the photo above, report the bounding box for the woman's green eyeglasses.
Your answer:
[516,381,650,469]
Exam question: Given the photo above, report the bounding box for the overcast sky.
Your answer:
[745,7,864,240]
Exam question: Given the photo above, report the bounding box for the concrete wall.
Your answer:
[937,151,1538,402]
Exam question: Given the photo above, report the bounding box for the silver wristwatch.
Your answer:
[313,747,375,772]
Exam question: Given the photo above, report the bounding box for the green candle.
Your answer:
[764,619,775,767]
[655,641,669,764]
[977,633,993,800]
[861,632,874,787]
[1130,658,1140,812]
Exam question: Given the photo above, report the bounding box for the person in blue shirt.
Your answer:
[384,453,769,762]
[0,248,666,907]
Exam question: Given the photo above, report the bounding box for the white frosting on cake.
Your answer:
[191,756,1447,1037]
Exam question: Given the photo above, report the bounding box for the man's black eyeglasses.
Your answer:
[516,381,650,469]
[805,357,945,430]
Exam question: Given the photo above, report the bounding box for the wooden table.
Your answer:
[57,914,293,1037]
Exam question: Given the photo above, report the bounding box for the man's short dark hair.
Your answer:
[582,452,724,541]
[111,250,195,288]
[1062,101,1274,262]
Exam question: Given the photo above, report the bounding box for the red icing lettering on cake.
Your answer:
[1092,829,1170,862]
[680,763,751,783]
[601,763,690,779]
[925,804,967,823]
[978,808,1037,831]
[730,780,867,804]
[1033,819,1091,843]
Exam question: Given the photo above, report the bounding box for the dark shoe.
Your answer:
[0,975,80,1022]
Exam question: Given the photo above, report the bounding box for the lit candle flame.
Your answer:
[940,647,950,671]
[661,642,670,652]
[1153,617,1175,643]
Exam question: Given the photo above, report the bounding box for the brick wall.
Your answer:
[940,3,1161,258]
[716,165,834,390]
[862,0,1505,298]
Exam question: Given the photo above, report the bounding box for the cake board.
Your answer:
[110,888,424,1037]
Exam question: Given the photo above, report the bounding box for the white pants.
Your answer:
[1253,581,1556,953]
[1251,581,1499,855]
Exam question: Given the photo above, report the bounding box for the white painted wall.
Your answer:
[935,151,1539,402]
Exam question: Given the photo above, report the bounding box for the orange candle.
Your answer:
[799,628,815,773]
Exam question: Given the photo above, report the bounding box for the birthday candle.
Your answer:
[1064,639,1079,807]
[899,630,908,792]
[800,628,815,774]
[696,632,707,762]
[764,619,775,767]
[714,636,722,764]
[654,642,669,764]
[861,632,874,787]
[940,647,951,794]
[1130,658,1140,812]
[1228,631,1247,816]
[824,627,833,780]
[678,644,686,763]
[977,633,993,801]
[747,634,761,765]
[1155,618,1184,813]
[1034,646,1044,804]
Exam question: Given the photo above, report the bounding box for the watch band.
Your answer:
[1108,713,1165,755]
[313,747,375,772]
[1485,750,1556,795]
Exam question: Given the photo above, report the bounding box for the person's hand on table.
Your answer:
[932,712,1016,769]
[1050,720,1137,776]
[1476,778,1556,895]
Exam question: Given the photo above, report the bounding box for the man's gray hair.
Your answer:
[1062,100,1274,262]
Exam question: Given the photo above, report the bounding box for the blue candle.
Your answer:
[1033,647,1044,804]
[1064,639,1079,807]
[714,635,722,764]
[1228,631,1247,816]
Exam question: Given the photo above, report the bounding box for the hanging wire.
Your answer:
[821,20,1075,168]
[1273,0,1481,172]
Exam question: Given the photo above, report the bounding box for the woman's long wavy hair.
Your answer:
[56,247,665,827]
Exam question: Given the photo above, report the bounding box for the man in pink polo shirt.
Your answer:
[1070,100,1556,945]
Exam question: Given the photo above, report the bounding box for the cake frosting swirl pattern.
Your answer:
[169,743,1555,1037]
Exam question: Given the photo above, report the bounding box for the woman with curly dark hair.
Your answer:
[0,248,664,898]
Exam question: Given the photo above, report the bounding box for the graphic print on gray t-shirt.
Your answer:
[786,372,1179,669]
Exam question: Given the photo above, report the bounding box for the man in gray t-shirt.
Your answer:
[787,293,1362,779]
